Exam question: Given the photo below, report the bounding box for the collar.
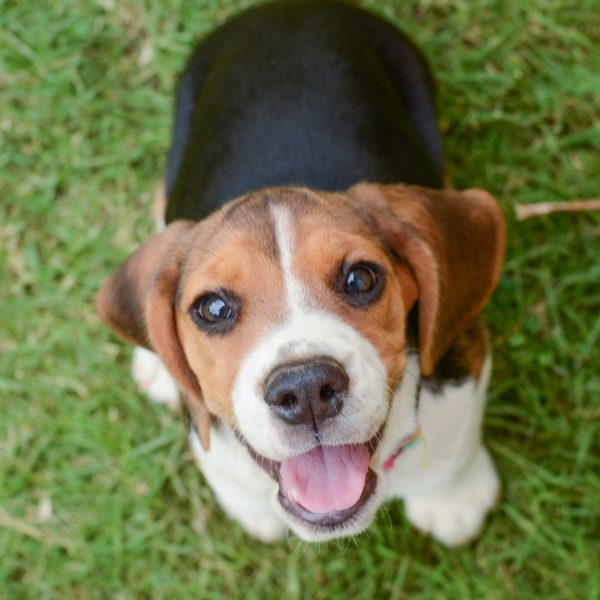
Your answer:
[383,425,423,472]
[382,377,424,472]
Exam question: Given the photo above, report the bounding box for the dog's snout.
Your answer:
[264,359,349,427]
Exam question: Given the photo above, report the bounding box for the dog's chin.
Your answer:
[238,431,383,540]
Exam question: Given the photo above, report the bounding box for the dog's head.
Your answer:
[96,183,504,540]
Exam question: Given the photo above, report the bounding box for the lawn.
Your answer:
[1,0,599,598]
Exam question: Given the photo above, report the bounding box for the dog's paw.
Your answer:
[131,346,180,409]
[404,446,500,547]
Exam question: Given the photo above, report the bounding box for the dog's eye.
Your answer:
[189,292,239,334]
[199,295,233,321]
[345,265,376,294]
[337,262,385,308]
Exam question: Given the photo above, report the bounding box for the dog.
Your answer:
[96,0,505,546]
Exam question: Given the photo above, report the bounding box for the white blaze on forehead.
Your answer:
[270,203,310,314]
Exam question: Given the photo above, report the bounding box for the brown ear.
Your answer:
[347,183,505,376]
[96,221,212,448]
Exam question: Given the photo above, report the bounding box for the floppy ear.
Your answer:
[96,221,212,448]
[346,183,505,376]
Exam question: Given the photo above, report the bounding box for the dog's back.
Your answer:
[165,0,444,222]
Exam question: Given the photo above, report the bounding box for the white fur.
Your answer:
[270,203,310,314]
[131,346,180,409]
[189,354,499,545]
[403,445,499,546]
[189,423,286,542]
[380,355,492,497]
[231,310,389,460]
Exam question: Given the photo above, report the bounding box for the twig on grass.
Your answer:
[515,199,600,221]
[0,507,77,552]
[0,507,45,540]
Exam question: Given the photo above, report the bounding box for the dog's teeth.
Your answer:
[289,488,298,503]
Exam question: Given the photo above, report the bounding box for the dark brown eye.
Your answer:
[336,262,385,308]
[345,266,376,294]
[189,291,239,334]
[200,295,232,321]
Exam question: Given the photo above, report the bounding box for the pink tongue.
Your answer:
[280,444,369,514]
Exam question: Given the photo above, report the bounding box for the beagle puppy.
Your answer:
[97,1,505,546]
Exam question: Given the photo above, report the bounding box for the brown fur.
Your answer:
[96,220,212,445]
[346,183,505,376]
[177,225,286,422]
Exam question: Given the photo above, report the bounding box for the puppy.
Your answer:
[97,1,505,546]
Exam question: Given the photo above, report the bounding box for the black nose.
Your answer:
[264,359,349,427]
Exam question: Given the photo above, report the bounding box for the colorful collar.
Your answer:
[382,376,424,472]
[383,425,423,471]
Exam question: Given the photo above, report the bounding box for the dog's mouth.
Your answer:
[278,444,378,526]
[240,433,380,528]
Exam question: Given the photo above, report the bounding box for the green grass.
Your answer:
[1,0,599,598]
